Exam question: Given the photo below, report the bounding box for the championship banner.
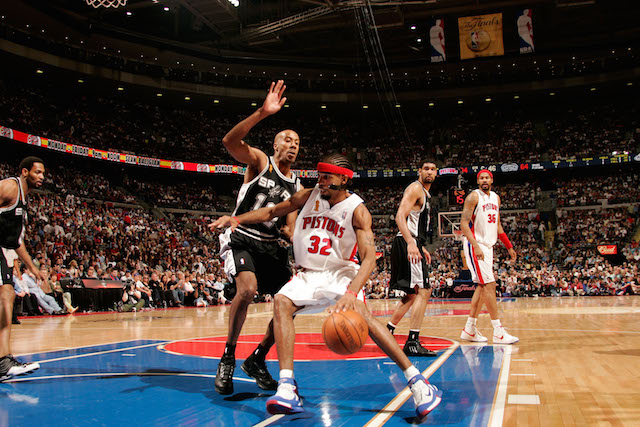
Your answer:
[429,18,446,63]
[517,9,534,54]
[458,13,504,60]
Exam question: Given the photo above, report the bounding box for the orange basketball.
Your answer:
[322,309,369,355]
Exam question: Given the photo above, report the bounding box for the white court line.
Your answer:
[488,345,513,427]
[253,415,285,427]
[34,342,166,364]
[3,372,219,383]
[15,339,167,357]
[364,340,460,427]
[511,373,535,377]
[512,359,533,362]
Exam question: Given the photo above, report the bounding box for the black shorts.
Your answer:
[389,236,431,293]
[220,230,292,296]
[1,248,13,285]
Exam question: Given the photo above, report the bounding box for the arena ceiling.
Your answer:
[9,0,639,69]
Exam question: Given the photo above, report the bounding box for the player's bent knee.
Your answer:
[273,294,295,314]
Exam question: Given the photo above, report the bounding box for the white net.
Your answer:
[85,0,127,8]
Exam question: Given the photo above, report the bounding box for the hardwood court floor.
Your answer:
[10,296,640,426]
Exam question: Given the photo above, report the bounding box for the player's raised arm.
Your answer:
[460,190,483,260]
[210,188,312,231]
[221,80,287,169]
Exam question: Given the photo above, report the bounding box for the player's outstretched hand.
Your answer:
[508,248,517,263]
[209,216,239,232]
[328,292,356,313]
[262,80,287,116]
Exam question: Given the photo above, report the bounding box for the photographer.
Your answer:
[121,282,145,312]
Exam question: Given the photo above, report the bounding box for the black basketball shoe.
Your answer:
[403,340,438,357]
[215,354,235,395]
[241,353,277,390]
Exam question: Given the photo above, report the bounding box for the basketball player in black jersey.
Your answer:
[387,161,439,357]
[0,157,45,381]
[211,80,302,395]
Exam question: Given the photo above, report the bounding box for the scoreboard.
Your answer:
[448,188,466,206]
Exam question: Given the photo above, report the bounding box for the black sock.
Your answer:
[387,323,396,334]
[223,344,236,358]
[408,330,420,342]
[253,344,268,361]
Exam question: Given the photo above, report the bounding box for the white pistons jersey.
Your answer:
[293,185,363,271]
[467,189,500,247]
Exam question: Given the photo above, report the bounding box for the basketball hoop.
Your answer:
[85,0,127,8]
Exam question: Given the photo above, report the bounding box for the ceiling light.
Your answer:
[184,96,191,101]
[485,97,492,102]
[514,95,520,99]
[117,87,124,91]
[251,102,257,107]
[164,6,169,11]
[126,11,132,16]
[428,102,435,107]
[321,105,327,109]
[36,69,43,74]
[213,99,220,104]
[77,79,84,83]
[410,25,416,30]
[157,93,162,97]
[363,105,369,109]
[457,100,463,104]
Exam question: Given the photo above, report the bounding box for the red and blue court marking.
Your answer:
[2,336,505,426]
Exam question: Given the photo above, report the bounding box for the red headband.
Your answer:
[477,169,493,179]
[317,162,354,179]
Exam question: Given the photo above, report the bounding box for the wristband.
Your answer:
[345,290,358,297]
[232,216,240,225]
[498,232,513,250]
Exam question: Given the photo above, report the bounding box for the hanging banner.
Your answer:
[1,125,638,178]
[458,13,504,60]
[517,9,535,54]
[429,18,446,63]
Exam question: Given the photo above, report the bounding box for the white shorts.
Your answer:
[463,241,495,284]
[277,266,365,315]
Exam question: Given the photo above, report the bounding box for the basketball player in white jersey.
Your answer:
[212,154,442,421]
[387,161,438,357]
[460,170,519,344]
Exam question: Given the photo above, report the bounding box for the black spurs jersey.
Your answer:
[396,181,431,245]
[232,157,301,241]
[0,177,27,249]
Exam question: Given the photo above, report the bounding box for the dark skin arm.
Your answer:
[221,80,287,181]
[209,188,313,231]
[331,203,377,313]
[460,191,483,260]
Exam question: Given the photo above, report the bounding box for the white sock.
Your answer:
[403,365,420,382]
[466,317,477,329]
[279,369,294,380]
[491,319,502,329]
[387,321,396,328]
